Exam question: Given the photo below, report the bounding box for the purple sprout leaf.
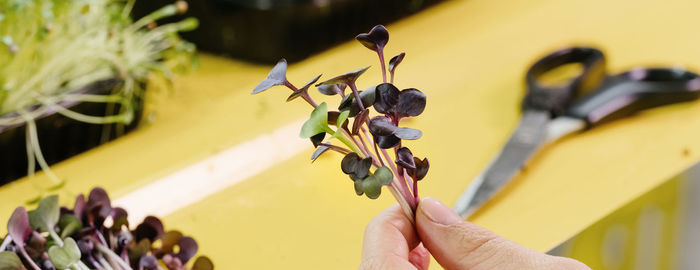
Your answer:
[138,255,160,270]
[341,153,362,175]
[395,147,416,170]
[47,237,81,270]
[375,135,401,149]
[163,254,183,270]
[8,207,32,247]
[86,187,112,227]
[28,195,60,233]
[286,74,321,102]
[355,25,389,52]
[413,157,430,181]
[73,194,85,221]
[337,86,376,117]
[0,251,25,270]
[315,66,370,87]
[155,231,183,257]
[317,84,346,96]
[311,145,331,162]
[110,207,129,232]
[300,102,329,138]
[133,216,164,242]
[251,59,288,94]
[388,52,405,74]
[26,231,47,259]
[374,83,400,114]
[393,127,422,140]
[368,116,396,136]
[341,153,372,179]
[58,215,82,239]
[174,236,198,264]
[397,88,426,117]
[192,256,214,270]
[352,109,369,135]
[286,89,304,102]
[310,133,326,148]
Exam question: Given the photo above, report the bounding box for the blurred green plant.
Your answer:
[0,0,198,187]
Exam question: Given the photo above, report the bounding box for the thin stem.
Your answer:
[331,128,362,154]
[407,170,419,201]
[390,70,396,84]
[318,143,351,155]
[354,131,380,165]
[343,129,369,157]
[97,255,114,270]
[48,230,64,246]
[348,82,365,111]
[283,81,318,108]
[19,247,41,270]
[387,184,415,224]
[22,112,62,186]
[0,236,11,251]
[379,146,416,209]
[96,243,133,270]
[377,49,387,83]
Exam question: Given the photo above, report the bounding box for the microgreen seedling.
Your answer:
[252,25,430,221]
[1,188,213,270]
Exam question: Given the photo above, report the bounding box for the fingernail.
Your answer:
[419,197,461,225]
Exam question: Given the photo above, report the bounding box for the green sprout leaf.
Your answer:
[335,110,350,130]
[360,166,393,199]
[28,195,60,233]
[48,238,81,270]
[300,102,329,138]
[0,251,25,270]
[58,214,82,239]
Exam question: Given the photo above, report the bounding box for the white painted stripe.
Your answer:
[113,119,309,225]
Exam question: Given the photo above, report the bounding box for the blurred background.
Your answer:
[2,0,700,269]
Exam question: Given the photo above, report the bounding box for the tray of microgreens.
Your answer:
[0,0,197,186]
[0,187,213,270]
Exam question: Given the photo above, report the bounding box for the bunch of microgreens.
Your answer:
[0,187,213,270]
[0,0,197,186]
[252,25,429,221]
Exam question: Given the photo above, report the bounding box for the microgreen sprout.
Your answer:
[1,188,213,270]
[252,25,430,222]
[0,0,197,188]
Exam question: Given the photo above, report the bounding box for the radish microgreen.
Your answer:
[252,25,430,221]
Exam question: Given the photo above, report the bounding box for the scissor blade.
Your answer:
[454,110,551,217]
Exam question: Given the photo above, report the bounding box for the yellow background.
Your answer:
[3,0,700,268]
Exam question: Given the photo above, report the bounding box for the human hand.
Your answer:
[360,197,590,270]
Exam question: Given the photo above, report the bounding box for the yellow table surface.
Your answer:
[4,0,700,268]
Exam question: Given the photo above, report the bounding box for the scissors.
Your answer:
[454,46,700,217]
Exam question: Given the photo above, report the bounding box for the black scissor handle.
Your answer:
[566,68,700,126]
[523,47,607,115]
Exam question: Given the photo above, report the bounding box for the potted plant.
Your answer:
[0,0,198,186]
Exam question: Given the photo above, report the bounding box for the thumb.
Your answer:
[415,197,590,270]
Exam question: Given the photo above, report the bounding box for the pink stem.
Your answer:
[348,82,365,111]
[284,80,318,108]
[380,147,416,209]
[377,49,387,83]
